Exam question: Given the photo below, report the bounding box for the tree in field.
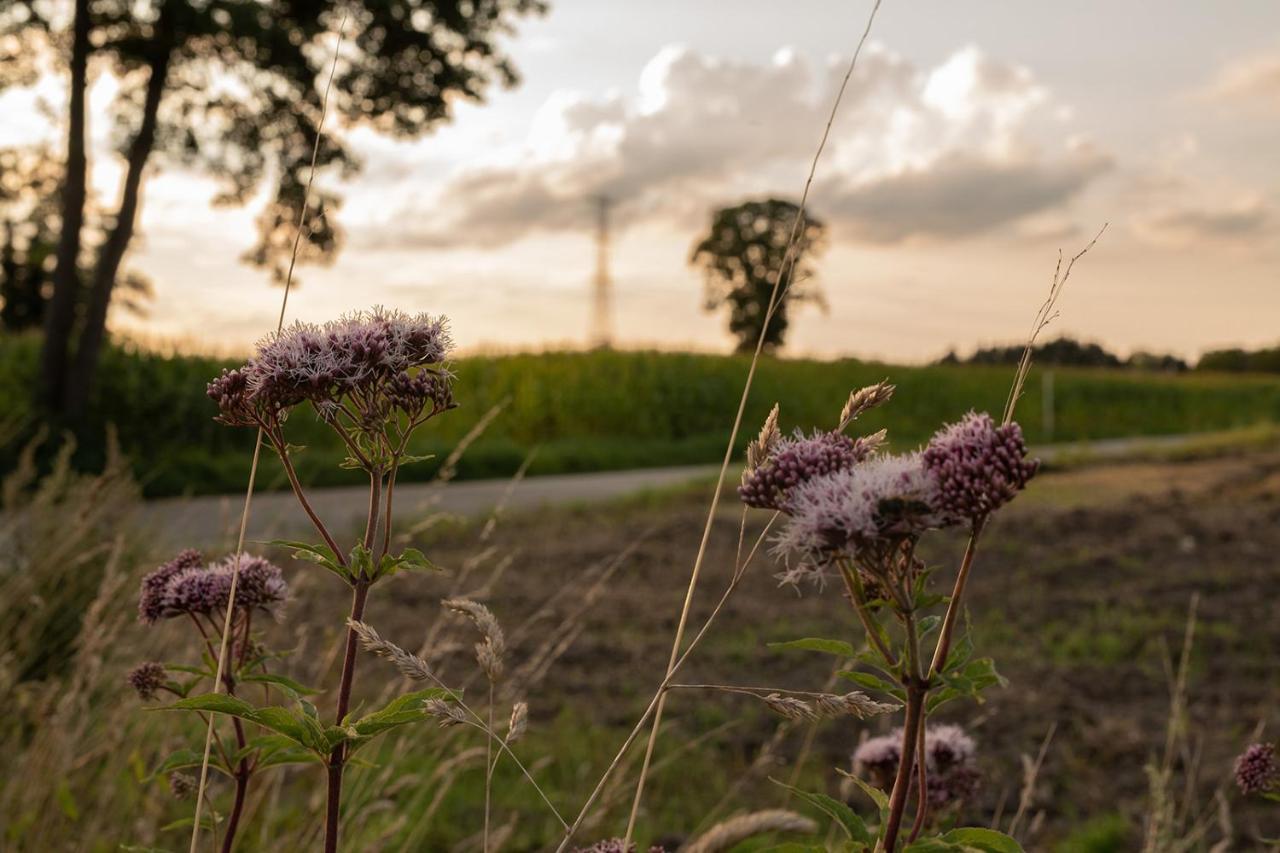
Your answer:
[0,146,152,333]
[0,0,546,417]
[690,198,827,354]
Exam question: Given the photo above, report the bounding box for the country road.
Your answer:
[142,464,721,549]
[137,431,1226,548]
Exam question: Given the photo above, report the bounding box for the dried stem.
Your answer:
[556,515,778,850]
[620,5,884,844]
[927,521,984,678]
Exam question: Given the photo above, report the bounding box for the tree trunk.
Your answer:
[63,32,172,419]
[37,0,90,414]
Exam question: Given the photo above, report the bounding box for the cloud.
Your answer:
[1202,52,1280,109]
[368,43,1107,249]
[1134,198,1272,247]
[814,147,1109,243]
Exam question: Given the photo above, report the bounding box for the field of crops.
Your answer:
[4,334,1280,495]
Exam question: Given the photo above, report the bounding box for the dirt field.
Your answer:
[282,450,1280,849]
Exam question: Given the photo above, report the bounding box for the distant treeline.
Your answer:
[940,337,1280,374]
[1197,346,1280,374]
[938,337,1190,372]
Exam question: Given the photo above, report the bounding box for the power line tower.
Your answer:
[589,194,613,349]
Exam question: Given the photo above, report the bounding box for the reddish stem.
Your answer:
[323,578,371,853]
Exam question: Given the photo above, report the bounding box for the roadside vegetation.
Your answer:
[3,334,1280,497]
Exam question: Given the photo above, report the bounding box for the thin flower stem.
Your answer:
[484,683,494,853]
[908,716,929,842]
[927,521,985,679]
[271,435,346,564]
[363,471,382,554]
[881,684,924,852]
[379,460,400,561]
[839,561,897,668]
[222,717,251,853]
[324,579,371,853]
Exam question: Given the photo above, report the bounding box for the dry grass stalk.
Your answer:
[443,597,506,684]
[838,380,895,432]
[349,618,434,680]
[684,809,818,853]
[617,3,886,845]
[1005,722,1057,840]
[1001,224,1107,426]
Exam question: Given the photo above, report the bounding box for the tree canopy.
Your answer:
[691,197,826,354]
[0,0,546,416]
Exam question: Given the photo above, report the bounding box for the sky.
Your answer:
[3,0,1279,362]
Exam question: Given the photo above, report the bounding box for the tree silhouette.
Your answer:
[691,198,827,353]
[0,0,546,417]
[0,146,152,333]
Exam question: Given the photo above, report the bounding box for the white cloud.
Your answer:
[361,42,1108,249]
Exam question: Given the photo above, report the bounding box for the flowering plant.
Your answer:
[743,383,1038,851]
[145,308,466,852]
[128,549,301,851]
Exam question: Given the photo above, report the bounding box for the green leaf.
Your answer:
[153,749,229,779]
[399,453,435,466]
[348,544,375,580]
[942,632,974,674]
[925,686,964,714]
[376,546,442,579]
[837,670,906,702]
[755,845,831,853]
[918,614,942,638]
[936,827,1024,852]
[160,695,324,752]
[768,637,857,658]
[165,663,212,677]
[769,779,873,845]
[265,539,351,582]
[836,768,890,820]
[240,672,319,698]
[349,688,457,741]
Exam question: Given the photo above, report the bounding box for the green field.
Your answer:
[4,334,1280,496]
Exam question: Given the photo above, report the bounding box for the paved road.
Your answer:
[142,464,721,548]
[138,432,1216,548]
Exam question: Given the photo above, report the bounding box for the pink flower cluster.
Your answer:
[138,551,287,623]
[1235,742,1279,796]
[127,661,168,700]
[739,431,875,511]
[207,307,453,426]
[853,724,979,808]
[922,411,1039,523]
[776,453,941,558]
[755,408,1038,577]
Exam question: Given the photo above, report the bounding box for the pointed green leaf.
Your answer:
[239,672,319,697]
[936,827,1024,852]
[768,637,857,658]
[769,778,873,845]
[837,670,906,701]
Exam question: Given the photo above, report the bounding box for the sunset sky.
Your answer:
[3,0,1278,362]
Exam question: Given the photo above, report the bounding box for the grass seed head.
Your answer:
[348,619,434,681]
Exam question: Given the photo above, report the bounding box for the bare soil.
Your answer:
[289,450,1280,849]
